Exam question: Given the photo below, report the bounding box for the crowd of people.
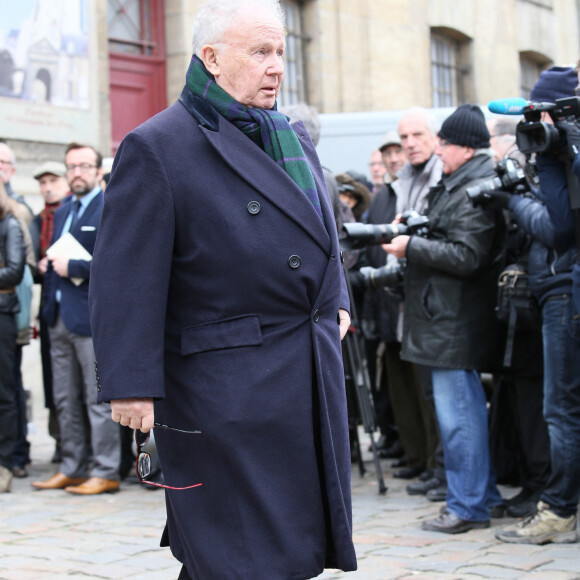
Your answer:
[0,0,579,576]
[339,65,580,544]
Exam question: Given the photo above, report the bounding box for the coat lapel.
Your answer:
[199,117,331,253]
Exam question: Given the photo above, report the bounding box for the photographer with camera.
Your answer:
[377,110,444,485]
[383,105,507,534]
[542,63,580,318]
[490,66,580,545]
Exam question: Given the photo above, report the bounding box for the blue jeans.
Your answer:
[540,295,580,517]
[432,368,502,522]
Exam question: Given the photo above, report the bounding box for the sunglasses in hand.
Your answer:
[135,423,203,490]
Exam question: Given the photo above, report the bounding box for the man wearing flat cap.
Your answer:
[30,161,71,465]
[378,130,406,185]
[384,104,507,534]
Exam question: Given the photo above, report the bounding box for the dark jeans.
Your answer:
[13,344,31,468]
[0,312,17,470]
[540,295,580,517]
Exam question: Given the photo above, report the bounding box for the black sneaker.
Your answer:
[507,490,543,518]
[505,488,534,507]
[407,477,444,496]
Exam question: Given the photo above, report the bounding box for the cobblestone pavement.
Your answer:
[2,344,578,580]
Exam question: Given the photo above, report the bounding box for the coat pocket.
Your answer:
[181,314,263,355]
[420,276,461,321]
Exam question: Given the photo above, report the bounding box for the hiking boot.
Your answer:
[0,465,13,492]
[495,501,578,544]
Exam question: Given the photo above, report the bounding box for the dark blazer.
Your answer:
[42,192,103,336]
[89,89,356,578]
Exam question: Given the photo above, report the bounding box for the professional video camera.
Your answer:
[516,97,580,155]
[466,158,529,207]
[340,210,429,251]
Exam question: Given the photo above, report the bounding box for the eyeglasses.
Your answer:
[66,163,97,173]
[438,139,453,148]
[135,423,203,490]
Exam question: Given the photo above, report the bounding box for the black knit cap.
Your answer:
[437,104,490,149]
[530,66,577,104]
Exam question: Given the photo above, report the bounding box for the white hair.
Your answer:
[0,142,15,164]
[191,0,286,56]
[280,103,321,145]
[398,107,440,136]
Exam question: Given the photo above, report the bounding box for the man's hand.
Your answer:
[338,308,350,341]
[382,234,410,259]
[471,190,512,211]
[556,119,580,161]
[111,398,155,433]
[38,257,49,276]
[49,256,69,278]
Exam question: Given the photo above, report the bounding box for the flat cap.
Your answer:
[378,130,401,151]
[33,161,66,179]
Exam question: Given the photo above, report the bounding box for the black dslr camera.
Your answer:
[340,210,429,251]
[516,97,580,155]
[466,158,529,206]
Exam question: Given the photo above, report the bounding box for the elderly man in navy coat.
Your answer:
[89,0,357,578]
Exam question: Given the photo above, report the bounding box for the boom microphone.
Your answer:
[488,98,529,115]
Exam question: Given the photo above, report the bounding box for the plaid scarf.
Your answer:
[185,55,323,221]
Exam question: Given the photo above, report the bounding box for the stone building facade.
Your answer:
[1,0,578,200]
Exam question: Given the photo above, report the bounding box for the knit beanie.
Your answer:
[530,66,577,104]
[437,104,490,149]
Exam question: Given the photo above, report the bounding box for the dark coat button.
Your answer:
[313,309,320,322]
[247,201,261,215]
[288,255,301,269]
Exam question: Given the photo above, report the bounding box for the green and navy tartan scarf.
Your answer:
[185,55,323,221]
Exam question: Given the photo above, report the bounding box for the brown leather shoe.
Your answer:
[31,472,88,490]
[65,476,120,495]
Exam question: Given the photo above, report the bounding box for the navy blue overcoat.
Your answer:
[89,88,357,579]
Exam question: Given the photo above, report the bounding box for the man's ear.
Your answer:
[200,45,220,77]
[464,147,475,162]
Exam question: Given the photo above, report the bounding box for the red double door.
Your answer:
[108,0,167,153]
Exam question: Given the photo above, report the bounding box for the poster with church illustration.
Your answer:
[0,0,89,107]
[0,0,98,144]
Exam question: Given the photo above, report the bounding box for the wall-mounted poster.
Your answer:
[0,0,100,144]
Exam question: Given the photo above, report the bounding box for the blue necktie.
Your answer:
[69,200,81,231]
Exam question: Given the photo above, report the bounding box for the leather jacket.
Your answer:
[0,213,25,314]
[401,154,506,371]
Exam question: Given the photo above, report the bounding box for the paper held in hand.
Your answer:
[46,232,92,286]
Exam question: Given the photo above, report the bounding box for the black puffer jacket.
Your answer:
[401,155,506,371]
[0,213,25,314]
